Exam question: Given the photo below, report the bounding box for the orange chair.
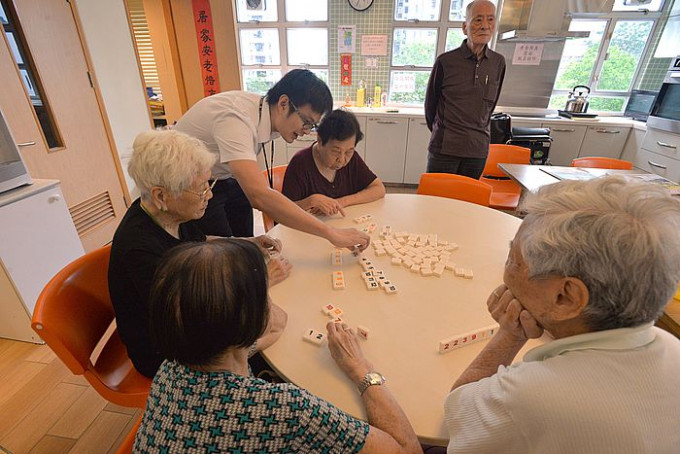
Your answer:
[32,245,152,408]
[571,157,633,170]
[261,165,288,232]
[417,173,492,206]
[480,144,531,211]
[115,414,143,454]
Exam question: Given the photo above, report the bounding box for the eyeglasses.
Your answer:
[289,100,318,132]
[184,178,217,200]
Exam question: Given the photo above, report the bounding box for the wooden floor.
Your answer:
[0,339,140,454]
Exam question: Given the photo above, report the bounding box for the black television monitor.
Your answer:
[623,90,658,122]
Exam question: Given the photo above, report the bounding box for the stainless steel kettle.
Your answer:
[564,85,591,113]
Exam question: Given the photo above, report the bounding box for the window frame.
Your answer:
[550,8,665,112]
[388,0,500,106]
[235,0,329,94]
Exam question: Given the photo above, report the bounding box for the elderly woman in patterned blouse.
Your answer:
[134,238,422,453]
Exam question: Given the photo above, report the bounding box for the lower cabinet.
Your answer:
[578,126,630,159]
[542,124,587,166]
[633,147,680,183]
[620,128,645,163]
[0,180,84,343]
[403,117,431,184]
[364,116,409,183]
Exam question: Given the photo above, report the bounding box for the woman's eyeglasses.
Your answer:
[184,178,217,200]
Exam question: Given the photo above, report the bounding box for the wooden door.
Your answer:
[0,0,127,251]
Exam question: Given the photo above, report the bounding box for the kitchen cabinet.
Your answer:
[640,128,680,161]
[634,127,680,183]
[578,125,630,159]
[0,180,84,343]
[633,147,680,183]
[620,128,645,163]
[364,116,409,183]
[541,123,587,166]
[403,117,431,184]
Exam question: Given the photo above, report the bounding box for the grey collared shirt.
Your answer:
[425,40,506,159]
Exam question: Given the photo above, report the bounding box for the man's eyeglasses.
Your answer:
[289,100,318,132]
[184,178,217,200]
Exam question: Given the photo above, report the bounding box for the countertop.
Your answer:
[343,106,647,131]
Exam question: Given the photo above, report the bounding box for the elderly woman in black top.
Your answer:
[108,129,290,378]
[135,239,421,453]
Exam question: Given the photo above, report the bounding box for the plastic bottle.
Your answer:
[374,84,382,108]
[356,80,366,108]
[381,92,388,108]
[344,92,352,107]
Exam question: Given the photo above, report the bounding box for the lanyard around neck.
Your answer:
[259,96,275,189]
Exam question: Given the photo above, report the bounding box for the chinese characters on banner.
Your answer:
[512,43,544,66]
[341,54,352,86]
[192,0,220,97]
[391,72,416,93]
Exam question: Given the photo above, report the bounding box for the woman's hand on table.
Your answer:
[326,322,373,383]
[487,284,543,342]
[307,194,346,217]
[267,255,292,286]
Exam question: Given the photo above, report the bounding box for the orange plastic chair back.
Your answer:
[115,414,143,454]
[417,173,492,206]
[261,165,288,232]
[482,144,531,178]
[32,245,151,408]
[571,157,633,170]
[480,144,530,210]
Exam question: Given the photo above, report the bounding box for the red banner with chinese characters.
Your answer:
[192,0,220,97]
[341,54,352,86]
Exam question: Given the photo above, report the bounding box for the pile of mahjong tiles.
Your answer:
[360,214,474,280]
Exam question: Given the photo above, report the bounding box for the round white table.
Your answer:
[262,194,543,445]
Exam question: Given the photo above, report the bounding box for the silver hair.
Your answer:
[517,176,680,330]
[128,129,217,198]
[466,0,496,19]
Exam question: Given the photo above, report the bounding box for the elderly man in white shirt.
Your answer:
[444,176,680,454]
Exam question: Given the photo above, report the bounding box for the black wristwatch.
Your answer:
[357,371,386,395]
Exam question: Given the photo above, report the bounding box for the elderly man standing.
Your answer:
[444,177,680,453]
[424,0,505,179]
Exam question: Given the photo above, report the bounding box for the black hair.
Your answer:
[316,109,364,146]
[267,69,333,117]
[149,239,269,367]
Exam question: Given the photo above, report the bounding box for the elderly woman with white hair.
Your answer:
[443,176,680,453]
[108,129,290,379]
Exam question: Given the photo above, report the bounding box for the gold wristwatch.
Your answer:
[357,371,386,395]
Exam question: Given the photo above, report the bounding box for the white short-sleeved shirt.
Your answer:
[445,324,680,454]
[175,91,279,179]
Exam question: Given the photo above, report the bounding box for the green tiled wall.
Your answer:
[328,0,395,103]
[635,5,678,91]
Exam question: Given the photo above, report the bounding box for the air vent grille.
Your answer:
[69,191,115,236]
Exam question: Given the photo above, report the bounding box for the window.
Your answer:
[449,0,474,20]
[389,0,478,105]
[550,3,670,113]
[394,0,441,21]
[235,0,328,95]
[1,0,61,148]
[445,28,465,52]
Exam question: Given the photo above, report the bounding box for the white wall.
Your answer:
[74,0,150,199]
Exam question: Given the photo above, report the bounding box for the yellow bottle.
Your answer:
[374,84,382,108]
[356,80,365,107]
